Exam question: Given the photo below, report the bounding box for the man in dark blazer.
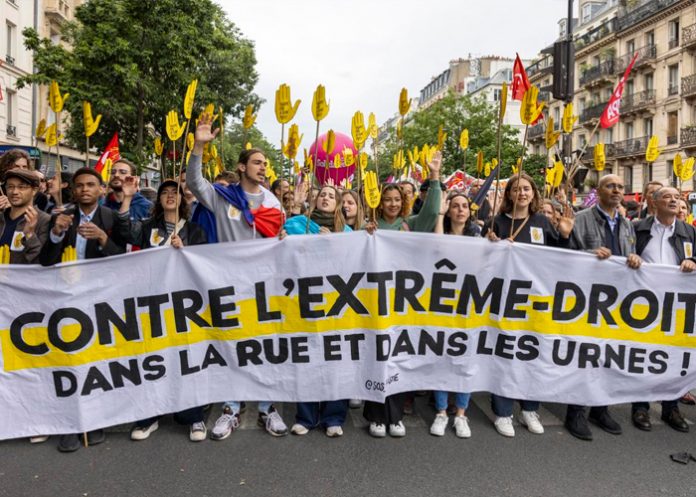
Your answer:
[631,185,696,433]
[40,168,126,266]
[39,167,127,453]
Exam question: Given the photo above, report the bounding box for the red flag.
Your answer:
[94,132,121,173]
[512,53,530,101]
[600,53,638,129]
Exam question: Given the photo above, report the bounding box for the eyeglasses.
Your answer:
[5,184,32,191]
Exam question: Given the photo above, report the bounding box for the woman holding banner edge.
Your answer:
[362,151,443,438]
[280,184,352,437]
[485,172,574,438]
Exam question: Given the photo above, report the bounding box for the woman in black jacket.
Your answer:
[118,178,207,248]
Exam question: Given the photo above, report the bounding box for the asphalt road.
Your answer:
[1,394,696,497]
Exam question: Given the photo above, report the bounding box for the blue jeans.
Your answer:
[632,400,679,415]
[223,401,273,415]
[491,394,539,417]
[433,391,470,411]
[295,400,348,428]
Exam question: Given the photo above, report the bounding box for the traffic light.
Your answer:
[553,40,575,102]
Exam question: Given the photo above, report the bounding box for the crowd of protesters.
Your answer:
[1,113,695,451]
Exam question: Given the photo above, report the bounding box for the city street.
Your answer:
[2,394,695,497]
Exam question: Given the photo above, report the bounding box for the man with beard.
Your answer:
[103,158,152,220]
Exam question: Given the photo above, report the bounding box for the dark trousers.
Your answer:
[363,393,408,425]
[491,394,539,417]
[136,406,205,428]
[632,400,679,415]
[295,400,348,428]
[567,404,608,418]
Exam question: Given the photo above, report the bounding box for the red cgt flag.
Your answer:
[512,53,530,101]
[93,132,121,173]
[600,53,638,129]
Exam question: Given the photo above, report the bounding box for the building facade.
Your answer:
[527,0,696,195]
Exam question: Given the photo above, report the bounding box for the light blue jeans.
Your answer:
[433,391,471,411]
[223,401,273,415]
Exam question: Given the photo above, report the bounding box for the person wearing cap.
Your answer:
[0,169,50,264]
[103,158,152,221]
[117,177,207,249]
[115,175,208,441]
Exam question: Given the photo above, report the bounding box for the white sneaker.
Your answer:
[326,426,343,437]
[29,436,49,444]
[189,422,207,442]
[210,409,240,441]
[520,410,544,434]
[389,421,406,437]
[430,413,448,436]
[494,416,515,437]
[369,422,386,438]
[130,421,159,441]
[291,423,309,435]
[453,415,471,438]
[260,409,288,437]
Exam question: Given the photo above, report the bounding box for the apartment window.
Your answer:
[6,21,16,65]
[626,39,635,54]
[644,73,653,91]
[626,122,634,140]
[554,107,560,124]
[626,79,634,96]
[6,89,16,137]
[669,19,680,49]
[646,30,655,48]
[624,165,633,193]
[579,97,586,113]
[582,4,592,23]
[644,118,653,137]
[669,65,679,96]
[605,128,613,144]
[668,111,679,144]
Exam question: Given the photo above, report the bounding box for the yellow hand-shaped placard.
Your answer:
[166,110,186,141]
[399,88,411,116]
[83,101,102,137]
[437,125,447,151]
[520,85,545,125]
[351,111,367,150]
[476,150,484,175]
[459,129,469,150]
[49,81,69,113]
[275,83,301,124]
[545,117,561,149]
[343,148,355,167]
[243,104,257,129]
[562,103,578,133]
[312,85,329,122]
[322,130,335,155]
[594,143,606,171]
[184,79,198,120]
[359,152,368,173]
[368,113,378,139]
[364,171,381,209]
[645,135,660,162]
[36,119,47,138]
[154,137,163,156]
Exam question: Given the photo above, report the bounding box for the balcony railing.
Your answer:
[668,84,679,96]
[667,134,678,145]
[683,23,696,49]
[579,59,615,87]
[575,18,618,51]
[618,0,681,32]
[681,127,696,147]
[583,143,616,162]
[669,38,679,50]
[616,44,657,74]
[613,136,650,158]
[528,123,545,140]
[621,90,656,113]
[682,74,696,97]
[6,125,16,137]
[526,58,553,79]
[580,102,606,124]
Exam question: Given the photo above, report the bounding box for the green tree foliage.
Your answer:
[18,0,261,166]
[377,90,527,181]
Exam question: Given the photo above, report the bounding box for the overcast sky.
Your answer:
[219,0,570,149]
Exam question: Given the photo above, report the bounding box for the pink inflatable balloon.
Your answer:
[308,131,358,187]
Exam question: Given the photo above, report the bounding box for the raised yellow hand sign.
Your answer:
[166,110,186,141]
[645,135,660,162]
[368,113,379,139]
[520,85,545,125]
[364,171,381,209]
[243,104,257,129]
[437,125,447,151]
[476,150,484,175]
[562,103,578,133]
[35,119,47,138]
[49,81,69,113]
[545,117,561,149]
[322,130,336,155]
[154,137,163,156]
[312,85,330,122]
[351,111,367,150]
[83,101,102,137]
[594,143,606,171]
[275,83,301,124]
[184,79,198,120]
[459,129,469,150]
[399,88,411,116]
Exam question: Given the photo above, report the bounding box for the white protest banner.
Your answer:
[1,231,695,439]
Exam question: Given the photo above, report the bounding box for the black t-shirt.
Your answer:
[0,210,24,246]
[491,212,566,247]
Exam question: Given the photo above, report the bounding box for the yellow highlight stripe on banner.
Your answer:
[1,288,695,371]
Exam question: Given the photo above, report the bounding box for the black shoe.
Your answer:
[565,413,593,441]
[632,410,652,431]
[57,434,81,453]
[86,429,105,446]
[662,408,690,433]
[589,408,622,435]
